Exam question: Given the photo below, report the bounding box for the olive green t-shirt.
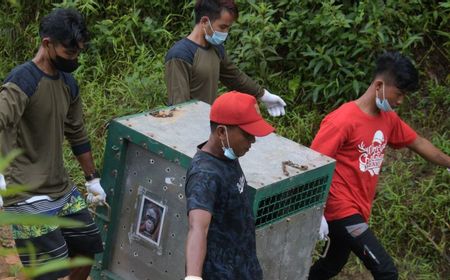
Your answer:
[0,61,90,205]
[165,38,264,105]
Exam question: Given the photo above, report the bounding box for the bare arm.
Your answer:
[76,151,97,177]
[407,136,450,167]
[185,209,212,277]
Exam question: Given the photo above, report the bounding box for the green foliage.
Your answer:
[227,0,449,108]
[0,0,448,279]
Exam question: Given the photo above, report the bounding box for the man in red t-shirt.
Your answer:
[308,51,450,280]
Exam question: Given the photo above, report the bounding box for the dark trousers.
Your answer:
[308,214,398,280]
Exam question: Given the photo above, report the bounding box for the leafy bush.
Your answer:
[0,0,448,279]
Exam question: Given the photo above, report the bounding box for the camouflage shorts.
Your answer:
[4,186,103,279]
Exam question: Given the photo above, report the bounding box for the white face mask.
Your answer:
[375,82,393,112]
[204,19,228,45]
[219,125,237,160]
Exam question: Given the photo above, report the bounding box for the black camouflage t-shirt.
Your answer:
[185,147,262,280]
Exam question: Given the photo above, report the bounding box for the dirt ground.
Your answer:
[0,225,23,279]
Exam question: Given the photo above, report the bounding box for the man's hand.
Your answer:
[85,178,106,205]
[319,215,329,240]
[260,89,286,117]
[0,174,5,208]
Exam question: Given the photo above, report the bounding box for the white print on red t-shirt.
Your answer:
[358,130,387,176]
[237,176,245,194]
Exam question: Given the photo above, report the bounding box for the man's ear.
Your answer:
[215,125,227,141]
[374,79,384,92]
[42,37,51,50]
[200,16,210,29]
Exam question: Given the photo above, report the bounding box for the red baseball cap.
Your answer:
[210,91,275,137]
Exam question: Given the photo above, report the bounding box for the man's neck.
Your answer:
[201,137,226,160]
[187,25,208,47]
[32,46,58,76]
[355,85,380,116]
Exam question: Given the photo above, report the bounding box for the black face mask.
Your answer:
[49,44,79,73]
[50,55,79,73]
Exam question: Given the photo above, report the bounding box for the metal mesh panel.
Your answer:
[255,175,329,227]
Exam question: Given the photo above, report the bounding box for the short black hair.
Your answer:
[194,0,239,24]
[373,51,419,93]
[210,121,219,132]
[39,8,89,49]
[210,121,237,132]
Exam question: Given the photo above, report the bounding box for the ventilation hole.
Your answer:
[165,167,170,173]
[150,159,155,164]
[178,193,184,200]
[133,252,138,257]
[168,251,172,256]
[255,176,329,228]
[163,186,168,191]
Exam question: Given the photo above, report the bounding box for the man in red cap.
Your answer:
[184,91,274,280]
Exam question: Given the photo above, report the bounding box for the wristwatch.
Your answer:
[85,170,100,181]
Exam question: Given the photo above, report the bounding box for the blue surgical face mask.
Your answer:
[219,126,238,160]
[204,19,228,45]
[375,83,393,112]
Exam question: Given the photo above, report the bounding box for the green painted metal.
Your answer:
[92,115,198,279]
[253,163,335,228]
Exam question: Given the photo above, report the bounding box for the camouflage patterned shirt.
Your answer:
[185,147,262,280]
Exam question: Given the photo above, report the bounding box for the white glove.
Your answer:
[260,89,287,117]
[185,277,202,280]
[0,173,6,208]
[319,215,329,240]
[85,178,106,205]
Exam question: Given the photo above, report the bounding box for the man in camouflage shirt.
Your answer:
[184,91,274,280]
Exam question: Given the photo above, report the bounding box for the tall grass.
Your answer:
[0,0,448,279]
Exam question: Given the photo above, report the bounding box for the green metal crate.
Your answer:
[91,101,335,280]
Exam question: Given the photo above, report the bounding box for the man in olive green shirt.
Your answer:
[0,8,105,280]
[165,0,286,117]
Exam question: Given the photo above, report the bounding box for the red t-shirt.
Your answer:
[311,102,417,222]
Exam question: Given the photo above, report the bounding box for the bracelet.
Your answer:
[85,170,100,181]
